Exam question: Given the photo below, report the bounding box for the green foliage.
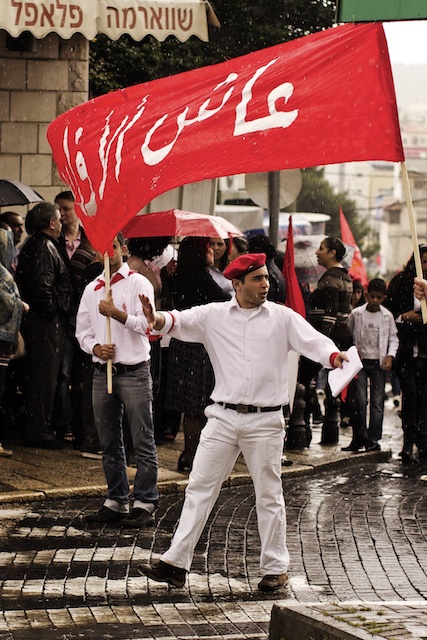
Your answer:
[89,0,336,97]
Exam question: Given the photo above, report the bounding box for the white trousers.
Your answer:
[161,403,290,576]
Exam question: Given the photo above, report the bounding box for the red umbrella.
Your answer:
[122,209,243,239]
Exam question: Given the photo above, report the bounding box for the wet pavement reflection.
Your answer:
[1,457,427,639]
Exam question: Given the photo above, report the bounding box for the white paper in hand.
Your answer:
[328,345,363,397]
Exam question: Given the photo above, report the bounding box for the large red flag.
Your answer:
[47,22,404,253]
[339,206,368,287]
[283,216,306,318]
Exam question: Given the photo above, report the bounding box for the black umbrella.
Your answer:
[0,179,44,207]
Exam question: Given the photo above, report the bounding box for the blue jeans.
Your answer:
[356,359,386,443]
[92,362,159,507]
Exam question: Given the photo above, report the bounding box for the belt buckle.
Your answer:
[235,404,249,413]
[111,364,117,376]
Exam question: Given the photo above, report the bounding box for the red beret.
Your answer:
[223,253,267,280]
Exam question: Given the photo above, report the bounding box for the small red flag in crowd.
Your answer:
[283,216,306,317]
[339,206,368,287]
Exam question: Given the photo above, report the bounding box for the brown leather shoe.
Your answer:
[138,559,187,587]
[258,573,289,592]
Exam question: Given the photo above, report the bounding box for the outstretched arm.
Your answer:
[140,294,166,331]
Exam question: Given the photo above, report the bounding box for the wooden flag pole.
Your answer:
[401,160,427,324]
[103,252,113,394]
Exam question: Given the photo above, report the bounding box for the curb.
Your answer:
[0,449,392,505]
[269,601,420,640]
[270,604,383,640]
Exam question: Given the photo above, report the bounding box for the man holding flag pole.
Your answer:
[76,233,159,527]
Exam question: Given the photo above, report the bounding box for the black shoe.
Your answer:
[85,506,127,523]
[177,452,192,472]
[366,441,381,452]
[341,439,366,452]
[80,442,103,454]
[138,559,187,587]
[281,455,294,467]
[24,439,64,450]
[121,508,155,528]
[401,449,418,464]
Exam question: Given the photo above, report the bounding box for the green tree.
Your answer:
[89,0,336,97]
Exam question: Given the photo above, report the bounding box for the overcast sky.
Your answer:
[384,20,427,65]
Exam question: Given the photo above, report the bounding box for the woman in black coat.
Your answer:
[166,237,231,471]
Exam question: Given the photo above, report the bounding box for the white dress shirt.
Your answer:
[156,297,339,407]
[76,262,155,365]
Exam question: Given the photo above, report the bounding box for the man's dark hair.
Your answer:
[127,236,171,260]
[116,232,126,247]
[368,278,387,294]
[28,202,58,232]
[176,237,210,275]
[54,190,74,202]
[247,234,276,260]
[352,278,364,293]
[0,211,18,226]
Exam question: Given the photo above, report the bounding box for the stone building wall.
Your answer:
[0,31,89,206]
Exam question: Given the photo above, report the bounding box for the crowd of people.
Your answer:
[2,196,427,589]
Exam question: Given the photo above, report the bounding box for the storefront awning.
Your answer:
[2,0,219,42]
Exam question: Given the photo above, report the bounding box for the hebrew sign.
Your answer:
[2,0,212,42]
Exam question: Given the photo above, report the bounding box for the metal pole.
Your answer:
[268,171,280,247]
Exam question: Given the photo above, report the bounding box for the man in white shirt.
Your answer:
[76,234,159,527]
[138,252,347,591]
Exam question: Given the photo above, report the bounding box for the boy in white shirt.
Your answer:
[345,278,398,451]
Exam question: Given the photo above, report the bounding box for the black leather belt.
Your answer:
[94,361,148,375]
[218,402,282,414]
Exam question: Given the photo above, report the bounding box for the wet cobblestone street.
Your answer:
[1,457,427,639]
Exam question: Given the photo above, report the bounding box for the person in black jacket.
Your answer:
[384,247,427,463]
[15,202,75,448]
[293,237,353,445]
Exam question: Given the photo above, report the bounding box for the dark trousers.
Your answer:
[297,356,323,426]
[21,312,66,443]
[395,356,427,448]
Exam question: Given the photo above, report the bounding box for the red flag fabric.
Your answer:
[283,216,306,318]
[47,22,404,253]
[339,207,369,287]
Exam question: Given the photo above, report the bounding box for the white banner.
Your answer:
[2,0,214,42]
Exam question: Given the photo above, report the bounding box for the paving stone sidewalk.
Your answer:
[1,394,427,640]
